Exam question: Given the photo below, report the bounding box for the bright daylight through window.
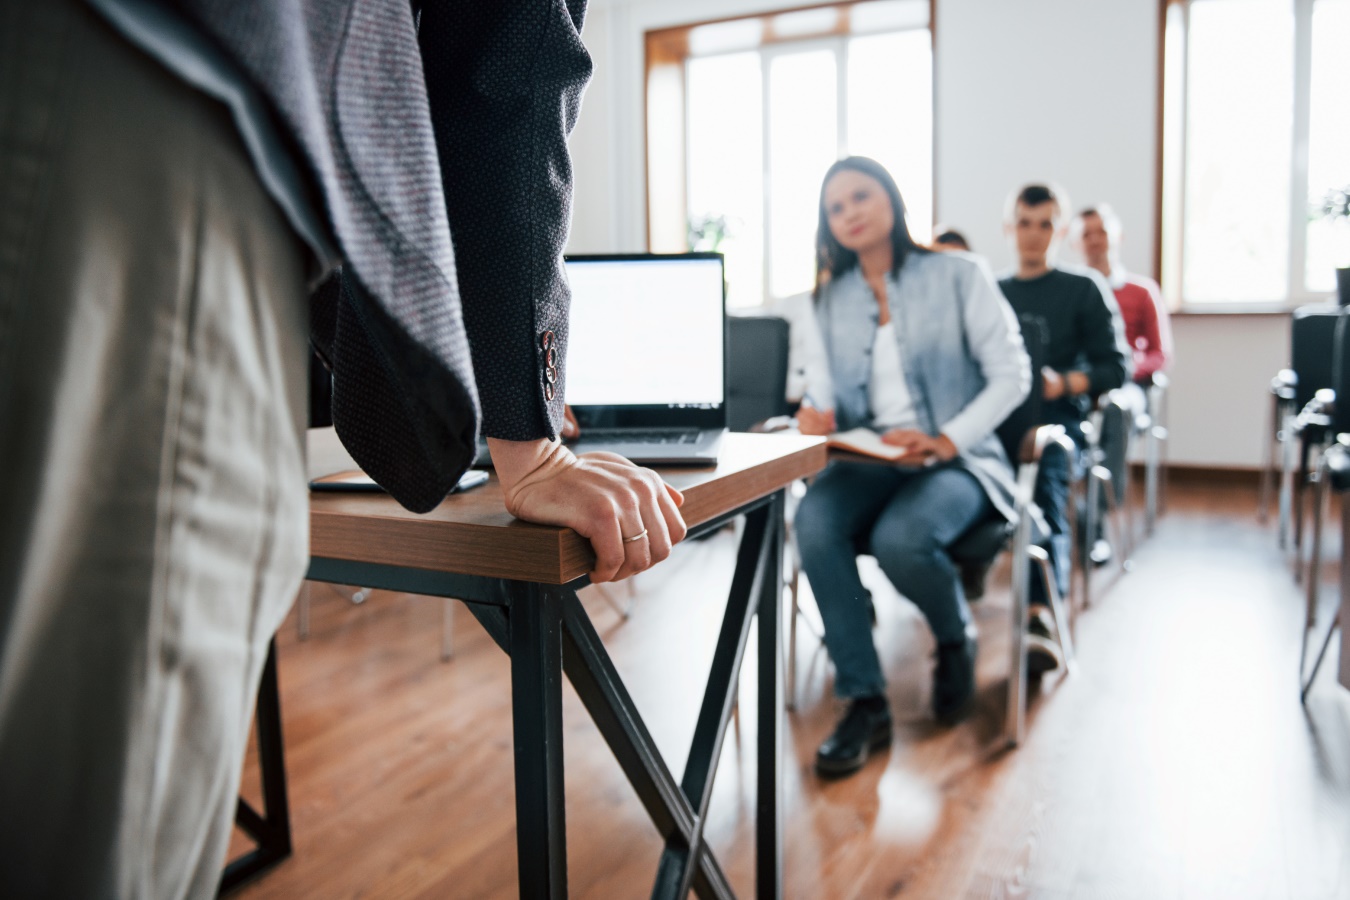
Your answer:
[650,0,933,307]
[1163,0,1350,306]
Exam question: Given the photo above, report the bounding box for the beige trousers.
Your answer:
[0,1,310,897]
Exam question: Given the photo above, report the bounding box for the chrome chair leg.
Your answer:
[591,578,638,620]
[1083,463,1101,610]
[1066,471,1081,615]
[1099,463,1131,571]
[1121,442,1136,559]
[786,569,800,712]
[1005,502,1033,749]
[1259,391,1279,523]
[1155,381,1170,519]
[1305,456,1328,631]
[1296,458,1328,696]
[1029,545,1077,675]
[1145,423,1165,536]
[297,582,368,639]
[1279,408,1297,549]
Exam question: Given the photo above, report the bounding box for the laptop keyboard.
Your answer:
[580,429,701,445]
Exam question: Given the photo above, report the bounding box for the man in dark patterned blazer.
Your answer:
[0,1,685,895]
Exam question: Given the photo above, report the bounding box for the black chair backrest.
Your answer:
[1292,303,1341,410]
[995,314,1049,466]
[727,315,791,432]
[1333,308,1350,436]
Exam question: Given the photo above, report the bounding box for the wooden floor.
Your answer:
[229,480,1350,899]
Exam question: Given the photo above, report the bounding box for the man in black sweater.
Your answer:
[998,184,1130,673]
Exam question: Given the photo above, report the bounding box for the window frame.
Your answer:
[644,0,936,307]
[1160,0,1339,312]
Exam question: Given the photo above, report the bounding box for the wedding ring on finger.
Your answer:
[622,528,649,544]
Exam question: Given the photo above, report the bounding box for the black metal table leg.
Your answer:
[756,493,783,900]
[508,582,568,899]
[220,639,293,895]
[305,491,789,900]
[652,501,771,899]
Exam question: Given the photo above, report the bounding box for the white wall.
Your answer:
[934,0,1157,277]
[569,0,1288,469]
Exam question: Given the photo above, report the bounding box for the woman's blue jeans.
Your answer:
[796,461,992,700]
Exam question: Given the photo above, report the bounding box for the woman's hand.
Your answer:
[487,437,687,583]
[880,429,959,465]
[796,405,837,436]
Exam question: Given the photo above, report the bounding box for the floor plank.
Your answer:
[228,483,1350,899]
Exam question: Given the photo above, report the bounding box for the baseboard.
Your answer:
[1129,462,1262,489]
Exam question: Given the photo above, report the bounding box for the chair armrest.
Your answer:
[1326,443,1350,493]
[1271,369,1297,400]
[1018,423,1074,466]
[1295,389,1336,433]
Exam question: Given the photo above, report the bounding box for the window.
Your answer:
[646,1,933,308]
[1162,0,1350,306]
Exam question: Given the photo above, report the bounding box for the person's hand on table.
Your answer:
[879,429,958,466]
[487,437,686,583]
[796,405,836,436]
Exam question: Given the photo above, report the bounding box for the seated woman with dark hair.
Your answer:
[776,157,1029,778]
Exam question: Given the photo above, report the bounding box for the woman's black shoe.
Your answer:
[932,635,978,726]
[815,697,892,778]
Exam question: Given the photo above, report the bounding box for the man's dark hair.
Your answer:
[1017,184,1059,210]
[933,229,971,251]
[813,156,928,300]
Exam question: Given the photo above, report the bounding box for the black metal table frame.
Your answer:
[259,490,784,899]
[220,640,292,895]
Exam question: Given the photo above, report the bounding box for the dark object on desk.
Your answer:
[310,469,488,494]
[727,315,791,432]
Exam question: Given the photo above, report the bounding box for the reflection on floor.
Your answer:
[231,481,1350,899]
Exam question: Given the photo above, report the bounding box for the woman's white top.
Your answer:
[869,321,919,430]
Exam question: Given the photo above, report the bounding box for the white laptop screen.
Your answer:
[564,255,725,422]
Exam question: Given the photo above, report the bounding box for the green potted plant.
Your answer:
[687,212,733,253]
[1321,185,1350,306]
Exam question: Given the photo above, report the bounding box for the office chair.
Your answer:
[727,314,792,432]
[1299,306,1350,701]
[1278,304,1341,567]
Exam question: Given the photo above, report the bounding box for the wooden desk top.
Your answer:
[308,429,826,584]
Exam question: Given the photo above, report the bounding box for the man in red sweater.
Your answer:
[1072,205,1173,386]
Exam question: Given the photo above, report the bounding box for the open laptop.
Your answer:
[476,253,728,467]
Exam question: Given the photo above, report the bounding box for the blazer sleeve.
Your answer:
[419,0,593,441]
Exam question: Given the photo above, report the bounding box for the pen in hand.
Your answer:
[796,393,836,436]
